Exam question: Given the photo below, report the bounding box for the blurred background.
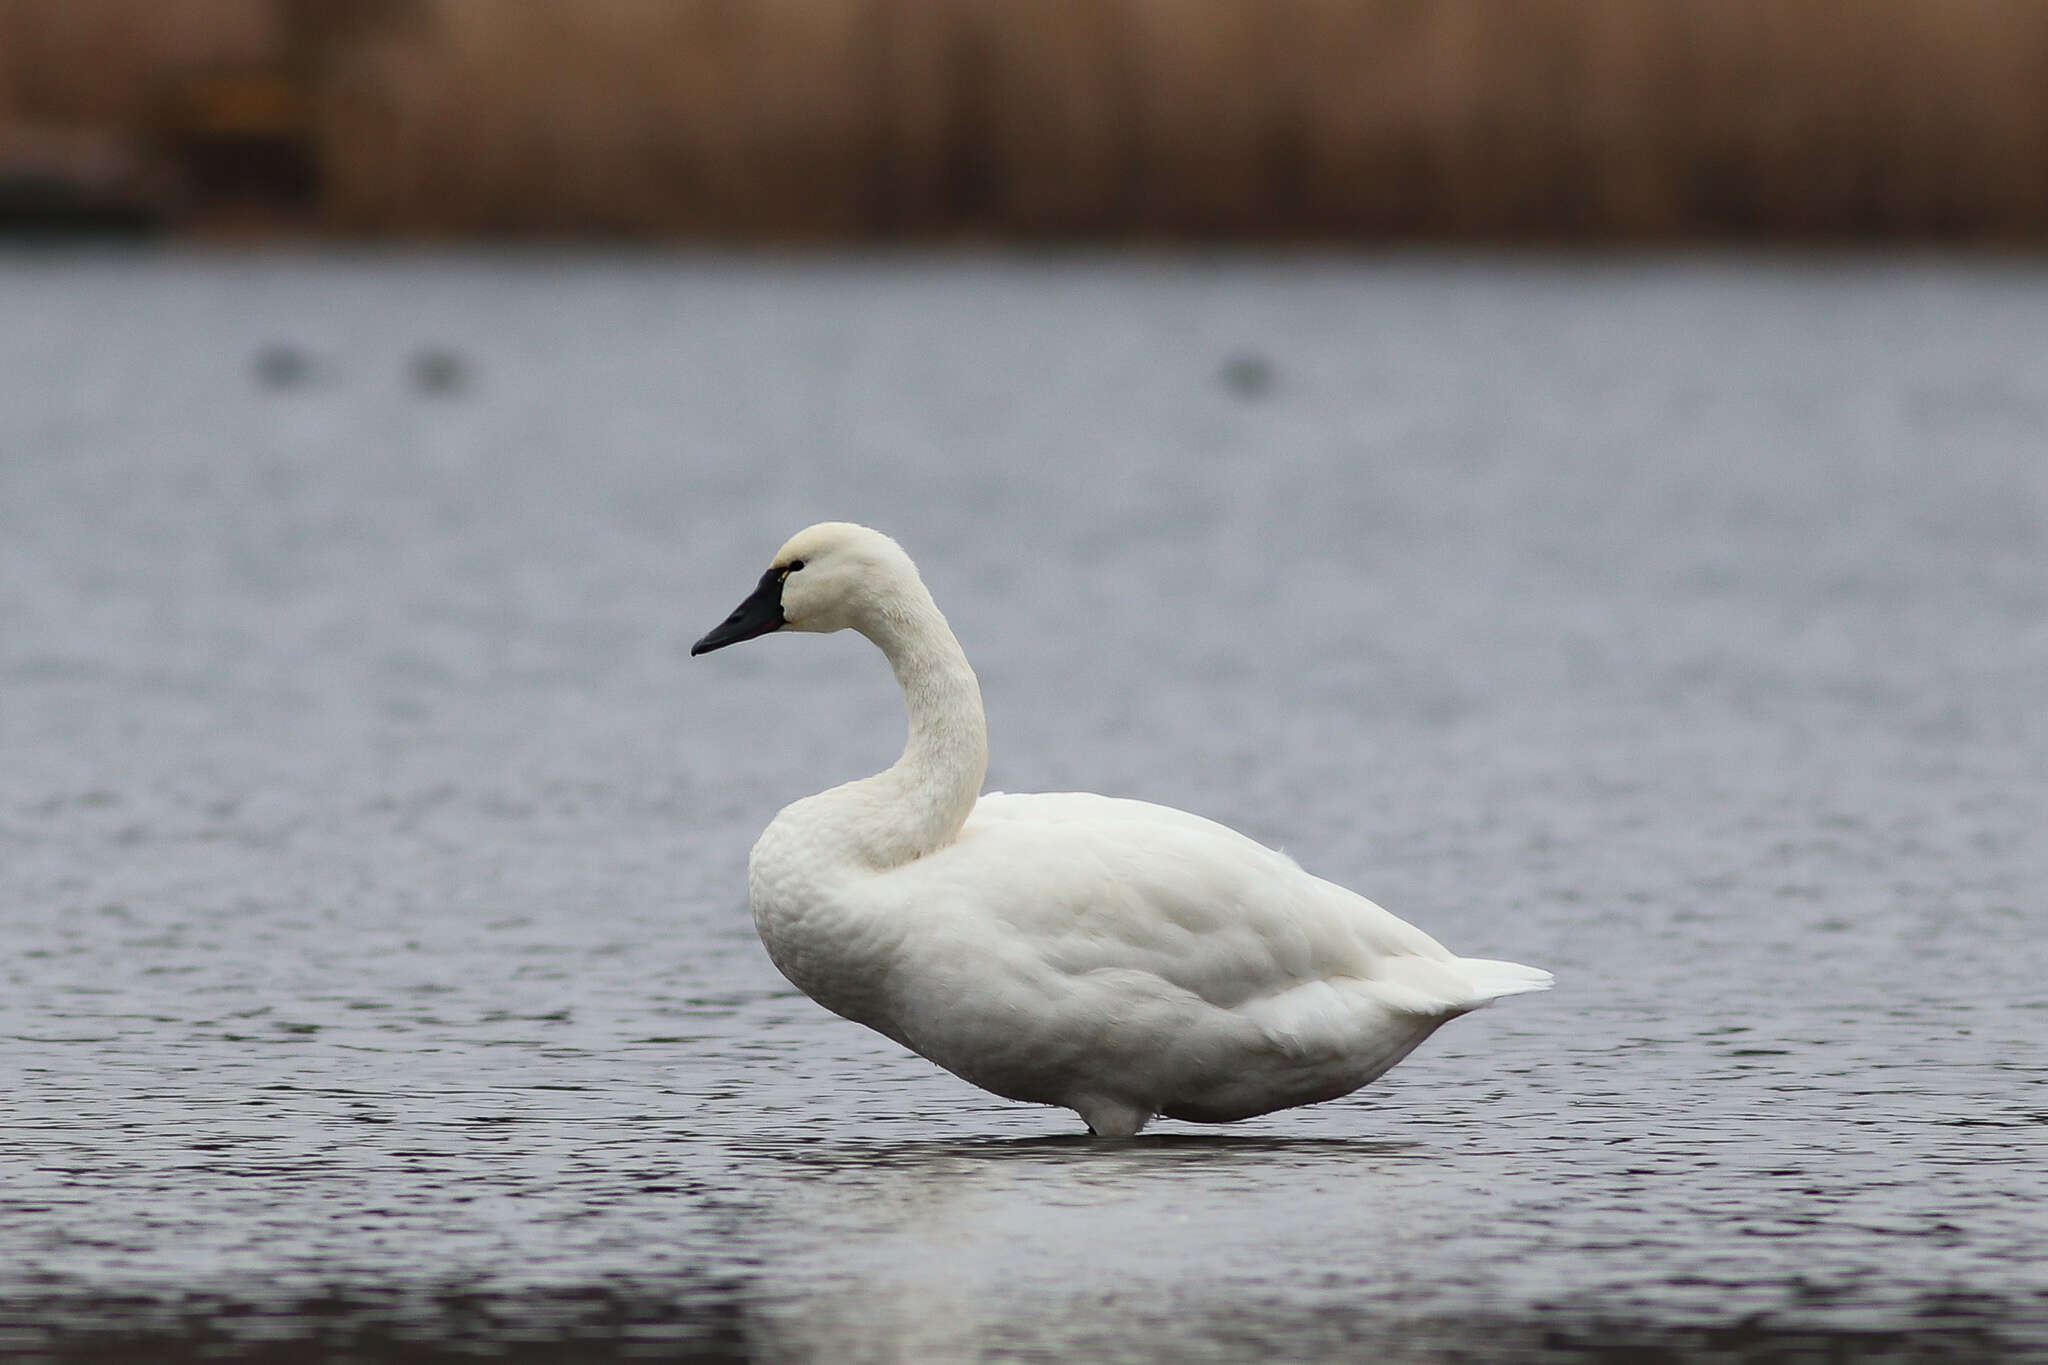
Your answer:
[6,0,2048,243]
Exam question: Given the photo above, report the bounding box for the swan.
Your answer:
[692,523,1551,1136]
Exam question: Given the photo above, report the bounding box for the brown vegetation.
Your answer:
[0,0,281,124]
[6,0,2048,239]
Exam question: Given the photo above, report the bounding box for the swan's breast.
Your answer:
[747,801,910,1033]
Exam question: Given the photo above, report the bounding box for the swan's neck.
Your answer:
[842,591,987,868]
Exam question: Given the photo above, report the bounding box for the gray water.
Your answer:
[3,252,2045,1362]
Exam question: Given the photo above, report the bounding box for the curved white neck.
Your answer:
[842,590,988,868]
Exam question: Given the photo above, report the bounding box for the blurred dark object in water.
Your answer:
[0,124,163,237]
[408,347,465,395]
[1220,353,1275,400]
[253,342,314,389]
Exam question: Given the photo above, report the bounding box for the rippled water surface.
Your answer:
[3,253,2046,1361]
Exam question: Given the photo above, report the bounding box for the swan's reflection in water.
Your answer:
[734,1134,1431,1364]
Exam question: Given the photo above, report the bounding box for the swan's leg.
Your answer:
[1074,1098,1152,1138]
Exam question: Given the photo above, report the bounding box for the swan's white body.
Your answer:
[695,523,1550,1136]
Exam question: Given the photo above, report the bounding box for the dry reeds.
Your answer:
[311,0,2048,240]
[0,0,281,124]
[9,0,2048,239]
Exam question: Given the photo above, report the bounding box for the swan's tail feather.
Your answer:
[1454,957,1554,1005]
[1373,955,1553,1017]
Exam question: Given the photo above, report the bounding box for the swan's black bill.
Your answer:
[691,568,787,655]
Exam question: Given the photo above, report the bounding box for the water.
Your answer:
[3,252,2045,1362]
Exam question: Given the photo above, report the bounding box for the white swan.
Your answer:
[692,523,1551,1136]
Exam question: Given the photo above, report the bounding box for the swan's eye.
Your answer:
[783,559,805,575]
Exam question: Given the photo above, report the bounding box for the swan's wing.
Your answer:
[885,792,1487,1018]
[842,792,1550,1112]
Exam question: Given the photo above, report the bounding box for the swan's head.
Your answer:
[691,522,921,655]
